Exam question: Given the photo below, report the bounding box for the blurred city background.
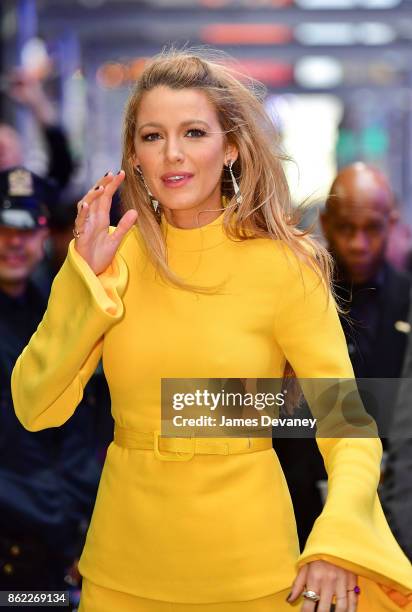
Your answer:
[2,0,412,220]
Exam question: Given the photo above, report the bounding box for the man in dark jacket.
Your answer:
[321,162,411,386]
[274,162,411,548]
[380,305,412,562]
[0,167,100,606]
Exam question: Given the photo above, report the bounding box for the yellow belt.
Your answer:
[114,426,272,462]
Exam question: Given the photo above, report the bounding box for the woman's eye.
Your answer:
[142,133,160,142]
[186,128,206,138]
[142,129,206,141]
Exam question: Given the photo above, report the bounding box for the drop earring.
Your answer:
[227,160,242,207]
[135,166,160,214]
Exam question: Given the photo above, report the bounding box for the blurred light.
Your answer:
[295,23,355,45]
[368,62,399,84]
[362,125,389,157]
[3,8,17,39]
[149,0,293,4]
[96,63,127,89]
[296,0,400,8]
[295,22,396,45]
[149,0,203,5]
[265,94,292,131]
[201,0,227,6]
[21,38,51,78]
[128,59,148,82]
[226,60,293,85]
[201,24,293,45]
[78,0,107,7]
[200,0,293,6]
[399,20,412,40]
[362,0,401,7]
[295,56,343,88]
[296,0,356,8]
[358,23,396,44]
[266,94,343,205]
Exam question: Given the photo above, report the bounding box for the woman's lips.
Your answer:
[161,173,193,188]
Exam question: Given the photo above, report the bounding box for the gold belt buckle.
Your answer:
[153,430,196,462]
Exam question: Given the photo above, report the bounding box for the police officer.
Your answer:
[0,167,101,609]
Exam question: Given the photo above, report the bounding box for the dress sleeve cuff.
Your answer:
[67,239,128,319]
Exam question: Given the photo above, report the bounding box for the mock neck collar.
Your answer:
[160,209,229,252]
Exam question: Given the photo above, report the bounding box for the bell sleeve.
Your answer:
[272,243,412,601]
[11,230,130,432]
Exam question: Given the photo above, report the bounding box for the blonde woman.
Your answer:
[12,50,412,612]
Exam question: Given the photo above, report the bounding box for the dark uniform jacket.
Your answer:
[0,282,101,587]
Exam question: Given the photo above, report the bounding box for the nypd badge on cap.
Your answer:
[0,167,54,229]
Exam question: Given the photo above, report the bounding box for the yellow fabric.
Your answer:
[113,425,273,455]
[11,212,412,605]
[79,579,299,612]
[78,576,411,612]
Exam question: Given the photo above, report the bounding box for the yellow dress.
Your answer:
[11,212,412,608]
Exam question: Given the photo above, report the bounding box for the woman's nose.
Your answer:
[164,138,184,164]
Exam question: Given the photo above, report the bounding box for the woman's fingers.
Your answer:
[312,586,334,612]
[74,169,122,232]
[110,209,138,246]
[287,564,308,605]
[73,201,89,240]
[104,170,125,197]
[77,170,121,219]
[76,185,104,219]
[346,574,359,612]
[300,587,320,612]
[333,571,348,611]
[96,170,126,215]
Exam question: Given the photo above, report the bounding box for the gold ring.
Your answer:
[73,228,81,239]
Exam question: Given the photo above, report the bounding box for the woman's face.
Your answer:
[133,85,237,225]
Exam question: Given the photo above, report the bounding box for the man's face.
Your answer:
[0,225,48,291]
[321,202,393,284]
[0,125,23,170]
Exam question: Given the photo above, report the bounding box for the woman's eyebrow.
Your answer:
[137,119,211,132]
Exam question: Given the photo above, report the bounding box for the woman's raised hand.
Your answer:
[73,170,138,275]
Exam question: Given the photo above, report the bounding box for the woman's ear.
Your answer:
[225,143,239,165]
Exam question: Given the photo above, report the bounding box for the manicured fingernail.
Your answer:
[104,171,109,176]
[94,185,100,190]
[116,169,124,175]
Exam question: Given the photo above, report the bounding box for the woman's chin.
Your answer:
[160,198,204,213]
